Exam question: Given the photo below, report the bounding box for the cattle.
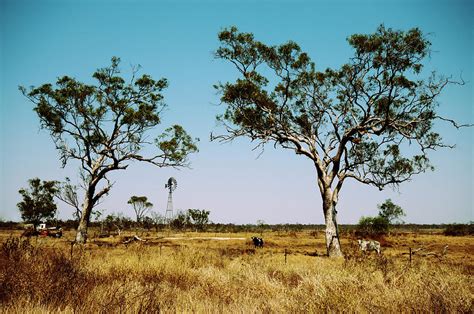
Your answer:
[251,236,264,248]
[357,239,381,255]
[48,228,63,238]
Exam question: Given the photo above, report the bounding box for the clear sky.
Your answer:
[0,0,472,224]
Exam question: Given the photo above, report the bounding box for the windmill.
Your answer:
[164,177,177,222]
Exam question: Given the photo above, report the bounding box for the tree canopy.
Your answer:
[17,178,58,229]
[187,209,211,230]
[21,57,197,175]
[357,199,405,237]
[128,195,153,223]
[55,177,81,220]
[378,199,405,224]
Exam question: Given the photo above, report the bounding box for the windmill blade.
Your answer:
[166,177,178,191]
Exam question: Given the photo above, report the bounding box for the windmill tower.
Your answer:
[164,177,177,222]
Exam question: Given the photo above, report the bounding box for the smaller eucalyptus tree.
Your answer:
[21,57,198,243]
[128,195,153,223]
[17,178,58,230]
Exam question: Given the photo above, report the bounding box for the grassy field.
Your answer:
[1,229,472,312]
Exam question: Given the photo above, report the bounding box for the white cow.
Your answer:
[358,239,381,255]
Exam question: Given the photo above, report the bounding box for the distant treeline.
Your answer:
[203,223,472,235]
[1,219,472,236]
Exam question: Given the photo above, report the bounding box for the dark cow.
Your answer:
[48,228,63,238]
[251,236,264,248]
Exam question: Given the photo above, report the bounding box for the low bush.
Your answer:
[443,223,473,236]
[0,237,92,309]
[356,216,389,237]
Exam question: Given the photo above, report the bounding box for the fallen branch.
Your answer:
[401,245,448,260]
[421,245,448,260]
[122,235,147,244]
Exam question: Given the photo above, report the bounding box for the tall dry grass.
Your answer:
[0,234,472,313]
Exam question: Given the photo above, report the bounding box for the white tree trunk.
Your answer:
[323,190,343,257]
[75,195,93,243]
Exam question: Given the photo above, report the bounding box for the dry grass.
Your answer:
[0,230,472,313]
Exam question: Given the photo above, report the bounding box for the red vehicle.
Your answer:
[38,224,63,238]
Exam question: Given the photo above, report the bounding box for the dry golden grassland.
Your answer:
[0,229,472,313]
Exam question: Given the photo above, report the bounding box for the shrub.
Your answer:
[170,212,190,230]
[0,237,92,308]
[356,199,404,237]
[356,216,389,237]
[443,223,473,236]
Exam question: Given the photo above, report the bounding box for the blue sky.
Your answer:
[1,0,472,224]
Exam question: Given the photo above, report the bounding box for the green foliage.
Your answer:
[357,199,405,236]
[378,199,405,224]
[140,216,155,230]
[17,178,58,229]
[213,25,465,255]
[20,57,198,240]
[103,213,133,233]
[443,223,473,236]
[169,209,211,231]
[214,25,464,191]
[187,209,211,231]
[55,177,82,220]
[128,196,153,223]
[170,211,190,230]
[156,125,199,165]
[357,216,389,237]
[20,57,198,171]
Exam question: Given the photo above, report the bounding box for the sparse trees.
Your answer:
[357,199,405,236]
[357,216,389,237]
[55,178,81,220]
[168,209,211,231]
[187,209,211,231]
[103,213,132,235]
[140,216,155,230]
[378,199,405,224]
[17,178,58,229]
[170,211,190,230]
[213,26,470,256]
[128,196,153,223]
[55,177,102,223]
[150,211,165,232]
[21,57,198,243]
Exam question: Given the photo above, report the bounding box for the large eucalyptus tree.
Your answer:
[213,26,469,256]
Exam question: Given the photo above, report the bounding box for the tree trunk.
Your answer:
[75,194,93,243]
[322,191,343,257]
